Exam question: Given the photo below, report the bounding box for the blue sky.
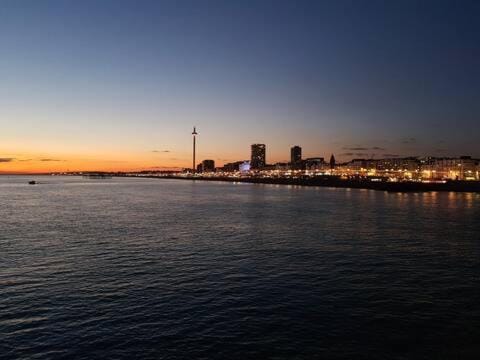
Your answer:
[0,0,479,171]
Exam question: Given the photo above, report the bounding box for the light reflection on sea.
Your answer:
[1,176,479,359]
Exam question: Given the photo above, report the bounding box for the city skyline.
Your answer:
[1,3,480,358]
[1,124,479,174]
[1,1,480,173]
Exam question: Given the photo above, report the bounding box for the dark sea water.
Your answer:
[1,176,479,360]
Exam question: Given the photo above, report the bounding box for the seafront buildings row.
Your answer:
[192,144,480,182]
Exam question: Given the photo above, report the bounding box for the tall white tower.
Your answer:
[192,126,198,173]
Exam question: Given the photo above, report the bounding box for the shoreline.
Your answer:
[128,175,480,193]
[4,173,479,193]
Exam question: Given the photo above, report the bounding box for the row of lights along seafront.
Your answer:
[187,127,479,182]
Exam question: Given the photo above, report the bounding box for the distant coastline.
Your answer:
[4,173,480,192]
[132,175,480,193]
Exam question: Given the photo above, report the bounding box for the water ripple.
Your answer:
[1,176,479,359]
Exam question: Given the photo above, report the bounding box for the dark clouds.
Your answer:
[340,152,369,157]
[343,146,386,151]
[401,138,416,144]
[382,154,401,158]
[340,153,404,158]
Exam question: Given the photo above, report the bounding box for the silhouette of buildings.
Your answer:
[338,156,480,181]
[330,154,336,169]
[275,162,290,170]
[375,157,419,172]
[182,129,479,181]
[290,146,302,168]
[305,157,327,171]
[422,156,478,180]
[251,144,266,169]
[222,161,244,172]
[197,159,215,173]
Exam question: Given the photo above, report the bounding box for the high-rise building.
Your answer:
[290,145,302,169]
[251,144,266,169]
[290,146,302,167]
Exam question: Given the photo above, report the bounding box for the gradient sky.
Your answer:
[1,0,479,172]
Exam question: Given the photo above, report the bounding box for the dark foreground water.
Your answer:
[1,176,479,360]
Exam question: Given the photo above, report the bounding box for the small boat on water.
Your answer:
[28,180,36,185]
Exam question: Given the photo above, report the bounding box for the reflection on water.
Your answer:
[0,176,479,359]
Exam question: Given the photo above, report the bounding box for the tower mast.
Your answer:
[192,126,198,173]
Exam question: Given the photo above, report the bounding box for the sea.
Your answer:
[1,176,479,359]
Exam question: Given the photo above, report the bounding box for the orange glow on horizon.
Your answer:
[0,158,188,173]
[0,151,189,174]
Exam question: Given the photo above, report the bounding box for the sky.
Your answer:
[0,0,479,173]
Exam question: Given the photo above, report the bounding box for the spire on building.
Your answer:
[330,154,336,169]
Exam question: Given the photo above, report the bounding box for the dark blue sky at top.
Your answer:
[1,0,479,162]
